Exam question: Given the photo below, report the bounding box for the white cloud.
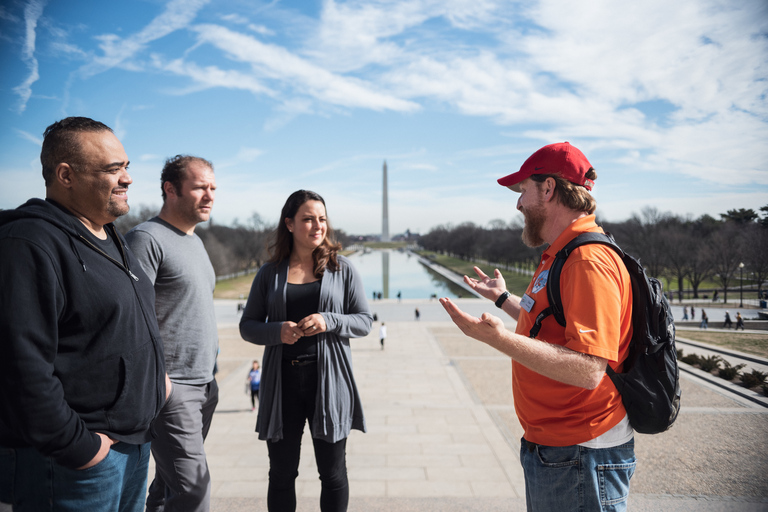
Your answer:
[15,128,42,146]
[12,0,47,113]
[248,24,274,36]
[220,13,248,24]
[156,56,276,97]
[78,0,210,78]
[190,24,420,112]
[216,147,264,169]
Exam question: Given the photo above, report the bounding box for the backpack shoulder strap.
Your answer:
[528,231,623,339]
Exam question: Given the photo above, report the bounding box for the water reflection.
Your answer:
[346,249,468,299]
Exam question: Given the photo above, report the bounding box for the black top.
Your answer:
[283,280,321,359]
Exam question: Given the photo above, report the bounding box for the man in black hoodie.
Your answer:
[0,117,168,511]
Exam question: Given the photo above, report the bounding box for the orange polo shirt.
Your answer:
[513,215,633,446]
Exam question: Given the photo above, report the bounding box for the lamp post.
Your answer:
[739,262,744,308]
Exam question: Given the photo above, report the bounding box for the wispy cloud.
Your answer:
[216,147,264,169]
[12,0,47,114]
[155,56,276,97]
[78,0,210,78]
[189,23,420,112]
[15,128,42,146]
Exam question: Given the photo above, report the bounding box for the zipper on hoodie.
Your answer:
[76,225,139,281]
[77,225,166,413]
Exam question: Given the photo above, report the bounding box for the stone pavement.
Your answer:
[181,299,768,511]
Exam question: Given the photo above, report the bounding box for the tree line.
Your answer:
[418,206,768,303]
[114,203,767,302]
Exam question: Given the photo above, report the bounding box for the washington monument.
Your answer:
[382,160,390,242]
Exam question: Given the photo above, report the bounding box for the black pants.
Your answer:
[266,360,348,512]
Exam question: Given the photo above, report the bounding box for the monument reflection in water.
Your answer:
[345,249,468,299]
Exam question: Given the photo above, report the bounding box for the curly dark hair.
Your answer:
[160,155,214,201]
[269,190,341,278]
[40,117,113,186]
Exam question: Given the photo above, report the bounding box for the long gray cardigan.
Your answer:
[239,255,373,442]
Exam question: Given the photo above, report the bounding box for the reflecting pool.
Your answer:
[345,249,469,299]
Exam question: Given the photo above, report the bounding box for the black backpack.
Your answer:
[528,232,681,435]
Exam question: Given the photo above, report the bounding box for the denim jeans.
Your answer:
[0,442,150,512]
[266,359,349,512]
[519,438,636,512]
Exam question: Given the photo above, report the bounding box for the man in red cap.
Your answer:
[440,142,635,512]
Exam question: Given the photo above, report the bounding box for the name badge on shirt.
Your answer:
[520,293,535,313]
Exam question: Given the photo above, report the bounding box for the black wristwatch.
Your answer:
[495,291,510,309]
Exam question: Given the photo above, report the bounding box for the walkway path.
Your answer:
[187,299,768,511]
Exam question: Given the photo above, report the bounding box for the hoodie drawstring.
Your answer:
[69,237,87,272]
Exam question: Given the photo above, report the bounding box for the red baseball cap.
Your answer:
[497,142,595,192]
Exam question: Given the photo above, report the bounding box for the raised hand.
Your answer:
[464,266,507,302]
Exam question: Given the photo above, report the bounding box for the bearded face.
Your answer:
[520,194,547,248]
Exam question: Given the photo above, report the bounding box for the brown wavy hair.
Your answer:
[530,169,598,214]
[269,190,341,278]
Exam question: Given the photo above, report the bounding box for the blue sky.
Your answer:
[1,0,766,236]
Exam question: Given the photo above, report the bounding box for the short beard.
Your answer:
[521,202,547,248]
[107,198,129,218]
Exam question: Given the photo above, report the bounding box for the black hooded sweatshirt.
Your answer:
[0,198,166,469]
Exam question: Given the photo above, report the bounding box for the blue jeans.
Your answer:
[0,442,150,512]
[519,438,636,512]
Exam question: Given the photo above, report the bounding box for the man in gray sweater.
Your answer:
[126,155,219,512]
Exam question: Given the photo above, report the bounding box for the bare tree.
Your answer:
[661,222,694,302]
[114,204,160,234]
[708,224,743,303]
[741,224,768,299]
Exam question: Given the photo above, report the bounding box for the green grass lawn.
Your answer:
[214,273,256,299]
[677,330,768,358]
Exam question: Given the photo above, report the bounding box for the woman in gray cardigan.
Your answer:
[240,190,372,512]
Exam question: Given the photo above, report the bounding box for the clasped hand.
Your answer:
[281,313,327,344]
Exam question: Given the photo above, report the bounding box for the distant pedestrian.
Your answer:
[736,312,745,330]
[712,290,719,302]
[723,311,732,329]
[691,306,695,320]
[397,291,402,302]
[682,308,689,320]
[414,308,420,321]
[700,309,708,329]
[247,360,261,411]
[379,322,387,350]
